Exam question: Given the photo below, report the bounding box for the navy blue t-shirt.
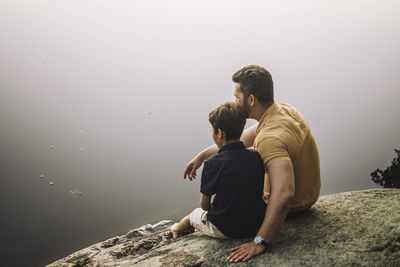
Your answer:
[200,141,266,238]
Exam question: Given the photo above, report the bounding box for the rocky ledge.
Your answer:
[47,188,400,266]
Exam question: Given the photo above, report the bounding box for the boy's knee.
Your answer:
[190,208,207,228]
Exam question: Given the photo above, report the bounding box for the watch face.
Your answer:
[254,236,262,244]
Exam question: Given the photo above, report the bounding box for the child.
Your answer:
[171,102,266,240]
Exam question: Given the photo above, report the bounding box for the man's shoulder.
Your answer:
[255,103,314,159]
[259,103,310,138]
[277,102,295,109]
[276,103,310,128]
[255,126,286,147]
[277,102,299,112]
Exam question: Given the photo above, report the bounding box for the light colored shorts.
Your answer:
[189,208,229,239]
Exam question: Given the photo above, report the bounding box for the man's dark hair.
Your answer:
[232,65,274,103]
[209,102,247,141]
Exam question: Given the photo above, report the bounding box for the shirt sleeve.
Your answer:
[200,160,218,196]
[256,135,291,204]
[257,135,291,169]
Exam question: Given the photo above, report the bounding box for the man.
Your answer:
[183,65,321,262]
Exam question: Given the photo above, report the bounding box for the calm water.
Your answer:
[1,1,400,266]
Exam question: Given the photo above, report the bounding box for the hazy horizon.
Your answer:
[1,0,399,266]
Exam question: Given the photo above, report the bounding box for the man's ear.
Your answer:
[248,94,255,106]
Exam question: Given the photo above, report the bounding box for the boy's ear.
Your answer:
[217,129,222,138]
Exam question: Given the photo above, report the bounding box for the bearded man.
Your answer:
[183,65,321,262]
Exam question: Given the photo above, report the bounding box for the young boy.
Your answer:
[171,102,266,239]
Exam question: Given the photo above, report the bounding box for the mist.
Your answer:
[1,0,399,266]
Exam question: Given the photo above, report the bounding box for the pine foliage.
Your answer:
[371,149,400,188]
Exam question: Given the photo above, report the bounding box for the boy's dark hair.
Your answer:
[209,102,247,141]
[232,65,274,104]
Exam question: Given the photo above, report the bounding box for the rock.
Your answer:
[47,188,400,266]
[125,220,173,238]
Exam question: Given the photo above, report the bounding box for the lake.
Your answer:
[1,1,399,266]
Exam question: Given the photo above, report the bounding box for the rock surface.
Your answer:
[47,188,400,266]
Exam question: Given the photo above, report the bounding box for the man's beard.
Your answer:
[243,101,251,118]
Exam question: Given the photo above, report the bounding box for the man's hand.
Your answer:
[227,241,265,263]
[183,156,203,180]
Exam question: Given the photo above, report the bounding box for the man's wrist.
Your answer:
[253,236,268,248]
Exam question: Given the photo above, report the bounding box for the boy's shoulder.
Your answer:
[206,147,262,166]
[245,147,262,157]
[241,148,263,164]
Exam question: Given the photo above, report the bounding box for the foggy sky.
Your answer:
[1,1,400,266]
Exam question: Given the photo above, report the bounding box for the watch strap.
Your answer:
[259,239,268,248]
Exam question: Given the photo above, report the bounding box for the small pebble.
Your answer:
[49,182,54,186]
[39,174,45,178]
[80,148,85,152]
[50,145,55,149]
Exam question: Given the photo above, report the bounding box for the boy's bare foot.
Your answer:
[170,223,182,240]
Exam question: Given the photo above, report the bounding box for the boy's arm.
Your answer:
[200,194,211,211]
[184,144,218,181]
[183,123,258,181]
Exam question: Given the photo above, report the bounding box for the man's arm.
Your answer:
[227,160,295,263]
[183,123,258,180]
[200,194,211,211]
[240,123,258,148]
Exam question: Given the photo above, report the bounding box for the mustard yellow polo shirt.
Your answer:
[254,103,321,212]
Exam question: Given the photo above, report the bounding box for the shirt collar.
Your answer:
[255,102,278,136]
[218,141,245,153]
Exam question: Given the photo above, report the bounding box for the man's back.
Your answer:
[201,141,266,238]
[254,103,321,211]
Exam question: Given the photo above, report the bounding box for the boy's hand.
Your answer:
[183,156,203,180]
[227,241,265,263]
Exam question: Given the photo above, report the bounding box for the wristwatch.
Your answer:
[254,235,268,248]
